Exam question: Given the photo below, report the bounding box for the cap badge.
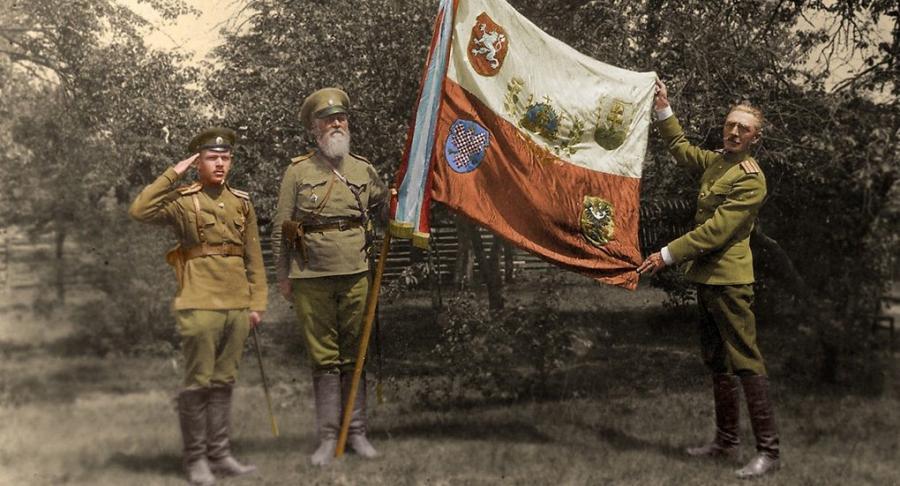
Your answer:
[215,136,224,145]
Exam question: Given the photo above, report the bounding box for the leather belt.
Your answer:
[182,242,243,261]
[302,220,363,233]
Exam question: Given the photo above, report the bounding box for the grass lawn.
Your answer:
[1,277,898,485]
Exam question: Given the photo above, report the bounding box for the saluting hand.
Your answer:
[654,79,670,111]
[636,251,667,277]
[173,153,200,175]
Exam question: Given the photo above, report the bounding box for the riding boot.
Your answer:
[687,373,740,459]
[736,375,781,479]
[177,388,216,486]
[341,371,378,459]
[310,372,341,466]
[207,385,257,477]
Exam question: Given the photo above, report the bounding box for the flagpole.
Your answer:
[335,199,394,458]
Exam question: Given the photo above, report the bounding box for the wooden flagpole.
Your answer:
[335,223,393,457]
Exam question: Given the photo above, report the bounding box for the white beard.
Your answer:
[317,129,351,161]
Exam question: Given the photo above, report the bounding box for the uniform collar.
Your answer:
[202,183,225,198]
[723,150,751,163]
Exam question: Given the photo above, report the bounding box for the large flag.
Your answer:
[390,0,656,289]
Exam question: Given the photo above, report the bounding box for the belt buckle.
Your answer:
[337,221,347,231]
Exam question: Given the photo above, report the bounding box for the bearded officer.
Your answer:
[270,88,388,466]
[637,80,781,479]
[129,128,266,485]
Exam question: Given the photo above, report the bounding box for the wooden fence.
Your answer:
[1,199,696,293]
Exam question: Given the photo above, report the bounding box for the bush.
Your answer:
[66,205,178,356]
[418,271,575,404]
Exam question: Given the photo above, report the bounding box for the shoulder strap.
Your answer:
[178,182,202,195]
[227,186,251,218]
[740,159,761,175]
[291,152,315,165]
[191,194,206,244]
[311,174,337,219]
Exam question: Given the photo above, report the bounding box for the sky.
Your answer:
[122,0,245,64]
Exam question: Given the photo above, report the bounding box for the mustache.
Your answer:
[326,128,348,137]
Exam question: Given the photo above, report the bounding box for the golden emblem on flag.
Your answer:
[505,77,586,156]
[593,98,634,150]
[580,196,616,248]
[467,12,509,76]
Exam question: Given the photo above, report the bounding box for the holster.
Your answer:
[281,220,308,266]
[165,244,186,289]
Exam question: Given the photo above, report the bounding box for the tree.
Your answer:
[0,0,202,352]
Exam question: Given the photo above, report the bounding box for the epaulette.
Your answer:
[740,159,762,175]
[291,152,315,165]
[177,182,202,195]
[228,187,251,200]
[350,152,373,165]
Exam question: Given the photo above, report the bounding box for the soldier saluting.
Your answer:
[270,88,388,466]
[129,128,266,485]
[637,79,781,479]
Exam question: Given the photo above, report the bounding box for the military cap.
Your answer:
[188,127,236,153]
[300,88,350,129]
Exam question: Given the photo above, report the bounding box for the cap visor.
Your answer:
[315,106,348,119]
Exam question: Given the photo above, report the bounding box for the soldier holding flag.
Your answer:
[270,88,389,466]
[638,80,781,479]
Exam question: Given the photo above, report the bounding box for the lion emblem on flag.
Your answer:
[467,12,509,76]
[580,196,616,248]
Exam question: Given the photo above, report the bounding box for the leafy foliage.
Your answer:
[420,272,574,404]
[0,0,896,378]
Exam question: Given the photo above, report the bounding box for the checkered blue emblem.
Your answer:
[444,119,490,174]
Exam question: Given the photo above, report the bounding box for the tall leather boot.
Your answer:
[207,385,257,477]
[341,371,378,459]
[177,388,216,486]
[736,375,781,479]
[687,373,741,459]
[310,373,341,466]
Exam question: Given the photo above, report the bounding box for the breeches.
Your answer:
[175,308,251,388]
[292,272,369,373]
[696,284,767,376]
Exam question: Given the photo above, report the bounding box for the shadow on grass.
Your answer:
[105,451,182,477]
[582,424,686,460]
[233,433,313,455]
[375,418,552,444]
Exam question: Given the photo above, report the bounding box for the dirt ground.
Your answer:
[1,278,898,485]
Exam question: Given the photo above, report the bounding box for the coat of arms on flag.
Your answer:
[391,0,657,290]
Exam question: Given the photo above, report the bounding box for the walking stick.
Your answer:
[335,229,392,457]
[251,327,279,437]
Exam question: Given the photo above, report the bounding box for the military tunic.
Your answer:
[657,115,768,375]
[129,167,268,386]
[271,151,388,372]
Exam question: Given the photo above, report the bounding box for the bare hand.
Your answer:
[636,251,667,277]
[249,311,264,329]
[173,153,200,175]
[278,279,292,302]
[654,79,670,111]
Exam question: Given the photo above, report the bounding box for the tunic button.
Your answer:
[218,202,225,208]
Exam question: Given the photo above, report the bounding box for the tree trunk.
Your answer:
[55,223,66,304]
[504,241,514,283]
[486,233,505,310]
[453,216,474,289]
